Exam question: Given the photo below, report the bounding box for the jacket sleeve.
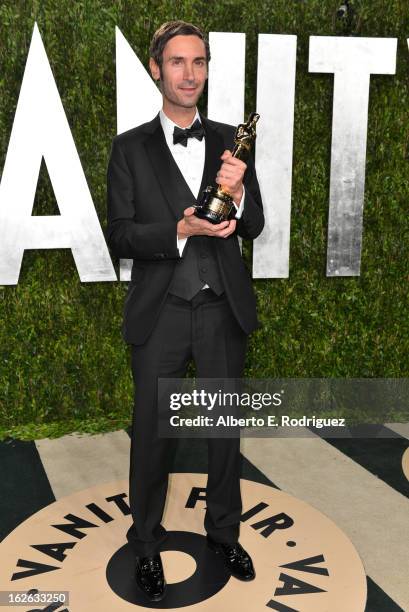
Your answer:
[106,137,180,261]
[234,151,265,241]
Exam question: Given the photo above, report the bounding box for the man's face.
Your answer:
[150,34,208,112]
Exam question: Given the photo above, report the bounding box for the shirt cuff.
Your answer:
[177,234,188,257]
[233,186,245,219]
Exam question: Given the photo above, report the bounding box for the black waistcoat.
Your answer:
[168,234,224,300]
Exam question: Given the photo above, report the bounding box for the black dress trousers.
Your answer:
[126,288,248,557]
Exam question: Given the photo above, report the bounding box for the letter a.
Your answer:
[0,23,116,284]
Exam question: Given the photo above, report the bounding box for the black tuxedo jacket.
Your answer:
[106,111,264,345]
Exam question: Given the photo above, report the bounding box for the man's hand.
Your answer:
[177,206,237,239]
[216,149,246,204]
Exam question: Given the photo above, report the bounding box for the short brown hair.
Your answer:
[149,20,211,70]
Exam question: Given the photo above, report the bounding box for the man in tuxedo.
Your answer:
[106,20,264,602]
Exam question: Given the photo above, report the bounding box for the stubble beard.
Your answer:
[160,78,204,111]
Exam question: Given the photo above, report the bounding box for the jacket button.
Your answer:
[200,253,208,258]
[200,267,207,273]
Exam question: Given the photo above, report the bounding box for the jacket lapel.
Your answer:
[198,112,226,198]
[144,116,193,219]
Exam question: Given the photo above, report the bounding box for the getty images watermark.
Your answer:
[167,388,342,428]
[157,378,409,438]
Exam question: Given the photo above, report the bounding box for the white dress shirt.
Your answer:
[159,108,245,263]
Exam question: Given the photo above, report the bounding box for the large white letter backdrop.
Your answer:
[0,23,116,285]
[0,24,399,284]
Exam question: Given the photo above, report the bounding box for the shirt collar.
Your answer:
[159,108,201,144]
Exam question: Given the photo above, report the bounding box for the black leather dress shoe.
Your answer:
[135,554,166,601]
[206,535,256,581]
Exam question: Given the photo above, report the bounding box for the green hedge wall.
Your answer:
[0,0,408,437]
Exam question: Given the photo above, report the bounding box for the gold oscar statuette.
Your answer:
[194,112,260,224]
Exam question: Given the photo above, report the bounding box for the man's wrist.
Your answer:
[232,185,244,206]
[177,218,189,239]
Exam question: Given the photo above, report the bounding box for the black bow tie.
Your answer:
[173,119,205,147]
